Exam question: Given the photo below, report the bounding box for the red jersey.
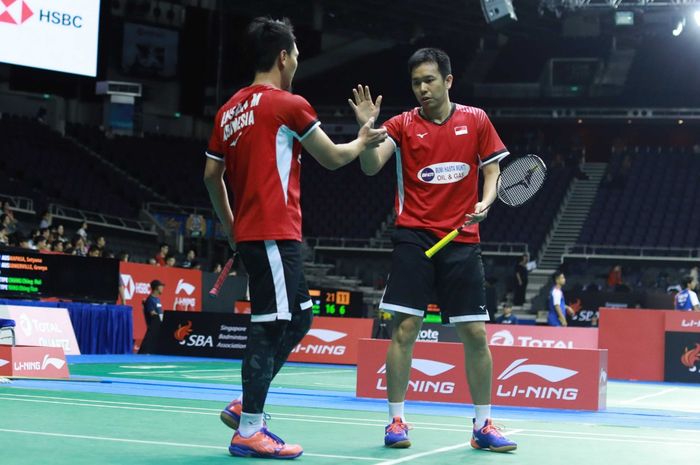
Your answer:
[206,84,320,242]
[383,104,508,243]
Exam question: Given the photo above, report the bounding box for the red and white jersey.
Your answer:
[206,84,320,242]
[383,104,508,243]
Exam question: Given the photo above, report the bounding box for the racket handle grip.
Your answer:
[209,257,234,297]
[425,229,460,258]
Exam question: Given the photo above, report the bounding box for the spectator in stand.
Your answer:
[36,237,51,252]
[674,276,700,311]
[607,265,623,290]
[0,226,8,246]
[513,254,528,306]
[88,246,102,258]
[72,236,88,257]
[1,213,16,236]
[548,271,575,327]
[17,234,30,249]
[39,211,52,229]
[165,254,176,267]
[154,243,169,266]
[212,262,223,274]
[55,224,68,243]
[118,251,130,262]
[95,235,107,254]
[52,241,64,253]
[495,303,518,325]
[76,221,88,240]
[148,258,157,265]
[182,248,197,268]
[190,261,202,270]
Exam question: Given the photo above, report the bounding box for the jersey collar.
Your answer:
[418,103,456,126]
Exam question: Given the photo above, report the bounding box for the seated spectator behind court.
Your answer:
[495,303,518,325]
[154,243,169,266]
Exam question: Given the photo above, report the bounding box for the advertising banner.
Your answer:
[0,346,69,378]
[120,262,202,311]
[154,311,249,359]
[357,339,607,410]
[287,316,374,365]
[0,305,80,355]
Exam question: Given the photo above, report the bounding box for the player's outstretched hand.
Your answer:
[348,85,383,126]
[464,201,489,226]
[358,117,387,150]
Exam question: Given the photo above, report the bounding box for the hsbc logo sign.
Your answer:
[496,358,580,401]
[375,358,457,394]
[489,329,574,349]
[120,274,150,301]
[0,0,33,25]
[293,329,348,355]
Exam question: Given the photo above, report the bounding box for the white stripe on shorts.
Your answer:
[264,240,291,321]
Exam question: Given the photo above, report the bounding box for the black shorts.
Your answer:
[380,228,489,324]
[236,240,312,323]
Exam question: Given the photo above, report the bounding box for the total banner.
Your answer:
[0,304,80,355]
[356,338,607,410]
[287,316,374,365]
[0,346,69,379]
[154,311,249,359]
[416,323,598,349]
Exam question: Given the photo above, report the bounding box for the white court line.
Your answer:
[373,442,470,465]
[0,428,377,461]
[613,387,680,405]
[109,368,354,376]
[5,393,699,444]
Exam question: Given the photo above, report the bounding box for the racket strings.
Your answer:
[497,156,546,206]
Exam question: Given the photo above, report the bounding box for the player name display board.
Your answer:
[0,249,118,302]
[356,339,608,411]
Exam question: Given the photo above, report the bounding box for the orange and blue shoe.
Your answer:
[384,416,411,448]
[220,399,242,430]
[229,428,303,459]
[471,419,517,452]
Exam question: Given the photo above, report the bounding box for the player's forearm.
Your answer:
[481,166,499,205]
[204,177,234,235]
[324,139,365,170]
[555,305,565,320]
[359,147,384,176]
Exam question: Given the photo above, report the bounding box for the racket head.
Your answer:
[496,154,547,207]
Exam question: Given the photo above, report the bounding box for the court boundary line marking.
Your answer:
[108,368,354,376]
[615,387,679,404]
[0,428,377,461]
[372,442,470,465]
[2,393,700,444]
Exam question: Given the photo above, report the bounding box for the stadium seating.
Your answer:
[579,149,700,248]
[0,116,155,218]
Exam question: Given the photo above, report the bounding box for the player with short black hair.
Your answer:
[675,275,700,311]
[204,16,386,460]
[348,47,516,452]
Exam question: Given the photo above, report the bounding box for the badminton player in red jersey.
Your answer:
[204,17,386,459]
[349,48,517,452]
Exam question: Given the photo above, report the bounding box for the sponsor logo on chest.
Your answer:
[417,162,470,184]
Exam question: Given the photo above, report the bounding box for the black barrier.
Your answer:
[200,273,248,313]
[0,247,118,302]
[664,332,700,383]
[565,290,673,327]
[155,311,250,358]
[414,323,460,343]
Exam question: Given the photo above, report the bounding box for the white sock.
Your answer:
[474,405,491,430]
[238,412,264,437]
[388,401,405,423]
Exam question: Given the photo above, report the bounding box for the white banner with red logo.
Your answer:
[487,324,598,349]
[120,262,203,311]
[287,316,374,365]
[0,346,69,378]
[356,339,607,410]
[0,305,80,355]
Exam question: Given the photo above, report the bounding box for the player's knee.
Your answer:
[456,322,487,347]
[392,316,422,347]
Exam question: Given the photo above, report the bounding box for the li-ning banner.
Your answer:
[356,339,607,410]
[0,345,69,379]
[287,316,374,365]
